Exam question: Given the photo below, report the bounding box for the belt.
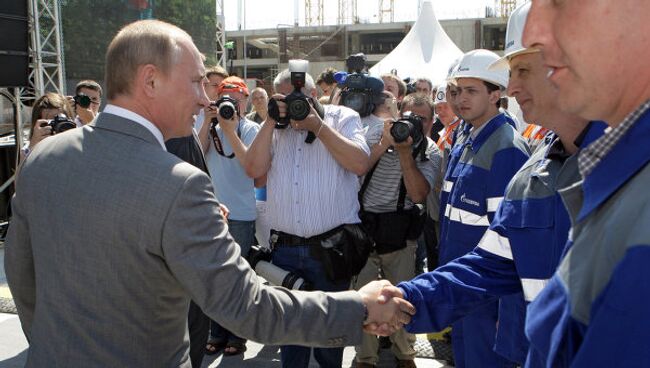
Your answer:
[270,229,322,247]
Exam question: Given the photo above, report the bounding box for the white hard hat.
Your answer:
[450,49,509,89]
[446,58,461,81]
[489,2,539,71]
[434,84,447,104]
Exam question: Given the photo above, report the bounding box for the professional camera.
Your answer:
[339,53,384,118]
[390,112,425,147]
[268,60,312,129]
[210,95,240,125]
[247,245,312,290]
[42,114,76,135]
[74,93,92,109]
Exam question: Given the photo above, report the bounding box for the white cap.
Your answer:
[434,84,447,104]
[489,3,539,71]
[450,49,509,89]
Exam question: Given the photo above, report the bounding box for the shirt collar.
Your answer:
[467,113,507,153]
[102,104,166,151]
[578,103,650,221]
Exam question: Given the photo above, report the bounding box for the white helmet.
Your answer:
[434,84,447,104]
[489,2,538,71]
[450,49,509,89]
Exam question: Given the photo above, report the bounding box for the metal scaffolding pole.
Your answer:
[215,0,227,68]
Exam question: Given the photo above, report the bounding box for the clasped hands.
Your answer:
[357,280,415,336]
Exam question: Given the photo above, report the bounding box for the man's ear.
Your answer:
[139,64,159,98]
[488,89,502,105]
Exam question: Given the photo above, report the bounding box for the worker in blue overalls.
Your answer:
[434,47,531,367]
[369,3,606,367]
[517,2,650,367]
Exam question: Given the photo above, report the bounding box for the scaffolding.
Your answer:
[338,0,358,25]
[378,0,394,23]
[499,0,518,18]
[0,0,66,171]
[305,0,324,26]
[215,0,227,68]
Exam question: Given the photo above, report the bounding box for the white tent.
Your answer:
[369,0,463,86]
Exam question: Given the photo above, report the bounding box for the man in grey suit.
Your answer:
[4,20,414,367]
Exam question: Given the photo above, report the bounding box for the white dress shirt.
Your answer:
[102,104,166,151]
[266,105,369,237]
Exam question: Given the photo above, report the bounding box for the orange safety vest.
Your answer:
[436,119,461,151]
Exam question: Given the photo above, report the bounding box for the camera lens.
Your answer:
[288,99,311,121]
[390,121,413,143]
[75,94,91,109]
[218,102,236,120]
[342,92,366,115]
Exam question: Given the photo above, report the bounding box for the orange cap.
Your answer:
[217,76,249,96]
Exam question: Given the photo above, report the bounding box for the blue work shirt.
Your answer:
[525,103,650,367]
[399,122,606,365]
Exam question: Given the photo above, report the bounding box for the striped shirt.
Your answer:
[362,138,440,213]
[266,105,369,237]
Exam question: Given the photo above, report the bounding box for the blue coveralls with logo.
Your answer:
[397,122,606,366]
[435,112,529,367]
[525,103,650,367]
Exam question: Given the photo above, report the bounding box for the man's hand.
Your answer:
[30,120,53,148]
[358,280,415,336]
[394,136,413,153]
[219,204,230,220]
[204,104,220,128]
[290,105,323,133]
[216,112,239,134]
[76,106,96,125]
[380,119,396,148]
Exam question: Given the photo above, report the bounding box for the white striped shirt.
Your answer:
[266,105,370,237]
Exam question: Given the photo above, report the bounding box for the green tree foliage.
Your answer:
[62,0,217,82]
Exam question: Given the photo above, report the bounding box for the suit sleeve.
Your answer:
[160,170,365,347]
[5,189,36,340]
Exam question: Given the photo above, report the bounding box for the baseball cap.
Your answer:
[217,76,249,96]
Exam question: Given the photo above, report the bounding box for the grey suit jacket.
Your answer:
[5,112,365,367]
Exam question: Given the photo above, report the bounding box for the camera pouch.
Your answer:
[313,224,373,282]
[359,207,426,255]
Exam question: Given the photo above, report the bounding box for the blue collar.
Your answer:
[467,113,507,153]
[578,112,650,221]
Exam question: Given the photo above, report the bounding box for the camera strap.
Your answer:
[211,120,242,159]
[359,147,420,212]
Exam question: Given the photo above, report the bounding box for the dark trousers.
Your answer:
[188,301,210,368]
[272,244,351,368]
[416,216,439,274]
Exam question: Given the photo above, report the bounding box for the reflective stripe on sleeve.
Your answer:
[444,204,490,227]
[477,229,513,259]
[521,278,550,302]
[443,180,454,193]
[486,196,503,212]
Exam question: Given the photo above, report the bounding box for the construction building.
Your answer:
[224,16,508,86]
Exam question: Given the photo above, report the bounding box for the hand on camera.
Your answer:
[30,119,53,148]
[216,111,239,133]
[204,104,220,125]
[379,119,396,148]
[358,280,415,336]
[290,105,322,133]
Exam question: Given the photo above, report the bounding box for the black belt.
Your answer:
[270,229,322,247]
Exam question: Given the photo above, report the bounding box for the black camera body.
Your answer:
[74,93,91,108]
[270,70,312,129]
[390,112,425,147]
[210,96,240,125]
[346,53,367,73]
[340,73,376,118]
[43,114,76,135]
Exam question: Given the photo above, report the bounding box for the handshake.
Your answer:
[357,280,414,336]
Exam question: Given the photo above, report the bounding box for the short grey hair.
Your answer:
[273,69,316,93]
[251,87,268,98]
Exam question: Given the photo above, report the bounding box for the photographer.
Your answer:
[25,92,75,158]
[353,94,441,368]
[195,76,261,357]
[72,80,102,126]
[381,73,407,103]
[245,63,370,368]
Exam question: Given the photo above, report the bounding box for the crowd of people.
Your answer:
[4,1,650,367]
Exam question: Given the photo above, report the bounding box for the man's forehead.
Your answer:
[456,78,484,88]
